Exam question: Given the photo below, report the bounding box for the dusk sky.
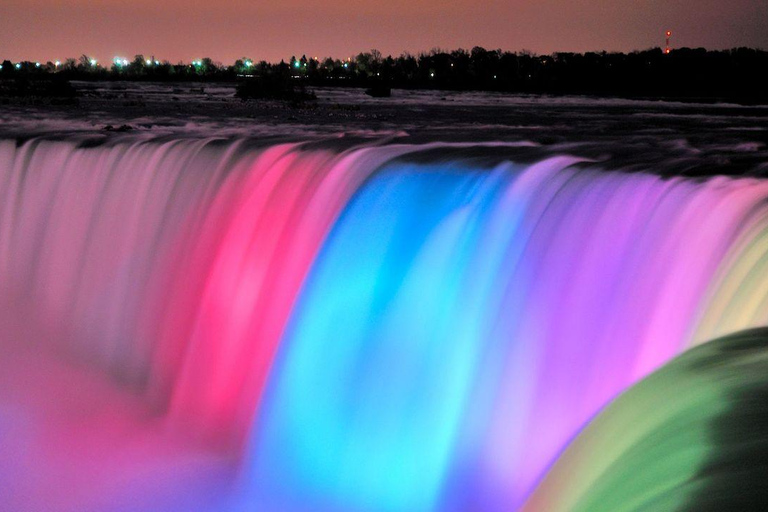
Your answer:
[1,0,766,64]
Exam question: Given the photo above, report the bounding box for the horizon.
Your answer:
[1,0,766,64]
[4,44,767,69]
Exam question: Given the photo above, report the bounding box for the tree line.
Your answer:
[2,47,767,102]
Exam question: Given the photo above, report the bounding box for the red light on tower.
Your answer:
[665,30,673,54]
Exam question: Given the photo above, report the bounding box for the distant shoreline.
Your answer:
[3,47,767,105]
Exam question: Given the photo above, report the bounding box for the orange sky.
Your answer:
[1,0,766,64]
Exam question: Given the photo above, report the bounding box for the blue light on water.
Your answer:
[247,162,534,511]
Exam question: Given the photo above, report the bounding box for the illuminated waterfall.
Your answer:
[1,137,767,511]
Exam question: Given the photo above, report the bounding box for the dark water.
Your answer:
[2,82,767,176]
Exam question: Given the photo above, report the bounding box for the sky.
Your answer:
[1,0,766,64]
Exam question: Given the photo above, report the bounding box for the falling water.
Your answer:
[1,137,768,511]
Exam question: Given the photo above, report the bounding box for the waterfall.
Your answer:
[1,137,767,511]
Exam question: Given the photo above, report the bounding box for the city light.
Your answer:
[15,63,21,69]
[55,61,61,67]
[35,62,40,67]
[90,59,97,67]
[146,59,152,65]
[245,60,253,68]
